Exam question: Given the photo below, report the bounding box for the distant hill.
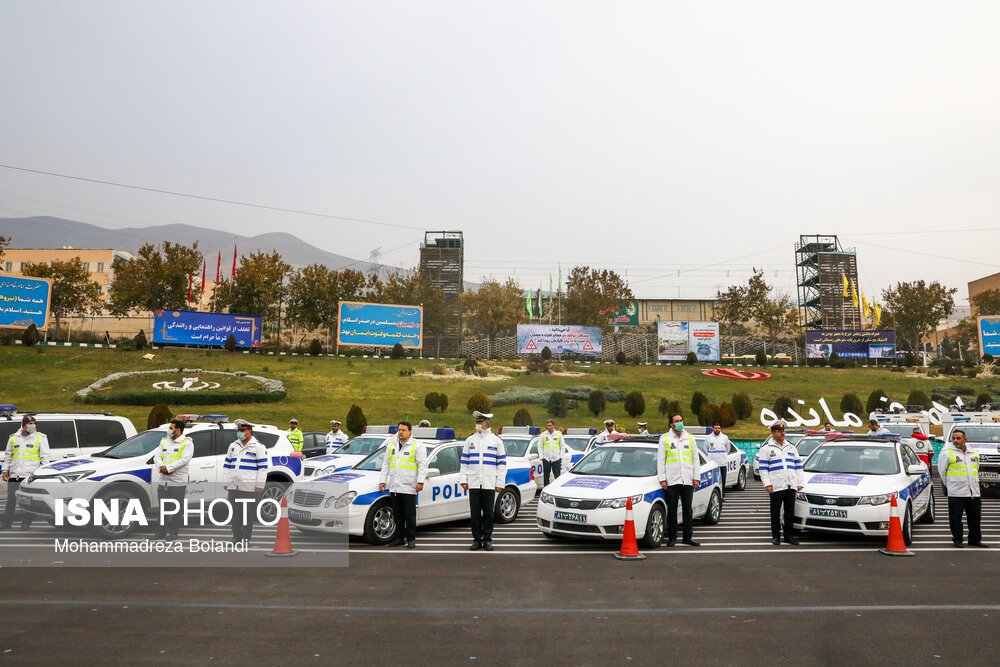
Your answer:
[0,216,400,276]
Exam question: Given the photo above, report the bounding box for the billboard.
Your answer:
[516,324,602,356]
[689,321,720,362]
[337,301,423,349]
[979,316,1000,357]
[805,329,895,359]
[0,273,52,331]
[599,301,639,326]
[657,321,689,361]
[154,310,262,348]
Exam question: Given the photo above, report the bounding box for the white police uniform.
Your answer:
[461,414,507,549]
[325,428,350,453]
[223,431,269,542]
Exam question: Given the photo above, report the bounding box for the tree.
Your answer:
[717,268,797,345]
[840,393,864,416]
[346,404,367,436]
[21,258,103,333]
[0,235,8,262]
[424,392,442,413]
[772,396,794,422]
[755,294,799,350]
[972,289,1000,316]
[110,241,204,315]
[691,391,708,416]
[546,391,569,418]
[213,251,290,326]
[513,408,533,426]
[459,277,524,349]
[881,280,957,353]
[624,391,646,417]
[587,390,606,417]
[732,393,752,420]
[658,397,670,417]
[907,390,932,410]
[866,389,887,415]
[285,265,367,343]
[467,392,492,414]
[391,343,405,359]
[563,267,634,327]
[718,403,737,428]
[147,404,173,429]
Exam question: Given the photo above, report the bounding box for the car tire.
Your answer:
[640,504,665,549]
[494,487,521,524]
[362,499,398,545]
[702,489,722,525]
[735,466,748,491]
[259,481,290,524]
[902,503,913,546]
[753,468,760,481]
[918,491,935,524]
[91,487,144,540]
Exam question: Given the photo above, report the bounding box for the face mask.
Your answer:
[475,423,486,433]
[673,422,684,431]
[25,424,36,435]
[239,430,251,442]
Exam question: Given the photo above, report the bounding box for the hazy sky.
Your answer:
[2,1,998,304]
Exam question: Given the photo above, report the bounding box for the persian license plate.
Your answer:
[979,471,1000,480]
[288,508,311,522]
[809,507,848,518]
[16,494,31,507]
[554,511,587,523]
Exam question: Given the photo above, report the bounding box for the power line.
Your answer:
[841,237,1000,270]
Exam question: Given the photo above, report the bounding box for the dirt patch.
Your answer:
[412,371,511,382]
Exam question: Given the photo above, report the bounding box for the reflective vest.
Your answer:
[389,443,419,472]
[664,434,695,465]
[159,436,190,464]
[11,434,42,462]
[946,448,978,475]
[540,431,564,461]
[288,428,304,452]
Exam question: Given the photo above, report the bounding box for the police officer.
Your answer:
[637,422,650,435]
[223,419,269,544]
[325,419,349,454]
[153,419,194,540]
[379,421,428,549]
[938,429,988,548]
[656,413,700,547]
[287,419,304,453]
[595,419,617,446]
[705,422,732,491]
[460,411,507,551]
[539,419,565,485]
[758,422,803,546]
[2,416,50,530]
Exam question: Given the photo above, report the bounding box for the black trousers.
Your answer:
[947,496,982,545]
[158,484,187,536]
[391,492,417,541]
[769,488,796,539]
[666,484,694,541]
[3,477,30,528]
[542,459,561,486]
[227,490,259,541]
[468,488,496,542]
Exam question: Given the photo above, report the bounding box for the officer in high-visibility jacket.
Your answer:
[325,419,349,454]
[379,421,428,549]
[758,422,803,546]
[152,419,194,540]
[287,419,304,453]
[460,411,507,551]
[223,419,269,544]
[539,419,565,485]
[938,429,989,548]
[656,413,700,547]
[2,415,51,530]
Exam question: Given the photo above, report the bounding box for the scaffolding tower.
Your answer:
[419,231,464,355]
[795,234,861,330]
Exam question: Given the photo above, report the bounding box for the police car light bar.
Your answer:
[364,425,399,434]
[564,428,598,435]
[175,414,200,423]
[0,404,16,418]
[498,426,541,435]
[411,427,455,440]
[200,414,229,424]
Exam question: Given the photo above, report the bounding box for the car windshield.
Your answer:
[804,444,900,475]
[337,436,388,456]
[953,426,1000,444]
[796,437,826,459]
[355,447,387,471]
[879,424,922,437]
[573,446,657,477]
[97,430,168,459]
[502,438,531,457]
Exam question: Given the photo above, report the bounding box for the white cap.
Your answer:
[472,410,494,421]
[234,418,254,429]
[330,419,341,426]
[604,419,615,425]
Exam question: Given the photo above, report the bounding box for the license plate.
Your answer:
[554,511,587,523]
[16,494,31,507]
[809,507,848,518]
[288,509,311,522]
[980,471,1000,480]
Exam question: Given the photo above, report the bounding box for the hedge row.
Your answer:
[75,390,288,406]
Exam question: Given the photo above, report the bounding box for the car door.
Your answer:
[35,419,81,459]
[526,438,544,488]
[185,430,219,501]
[692,451,713,515]
[901,444,928,516]
[418,444,464,523]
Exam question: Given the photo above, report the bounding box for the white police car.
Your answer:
[286,438,537,544]
[536,438,723,548]
[497,426,543,488]
[562,428,596,468]
[302,427,457,478]
[753,431,814,480]
[793,436,934,545]
[14,416,301,538]
[695,437,750,491]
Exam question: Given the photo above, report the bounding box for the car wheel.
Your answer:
[902,503,913,546]
[918,491,935,524]
[362,499,398,545]
[735,466,748,491]
[640,504,665,549]
[92,487,144,540]
[702,489,722,525]
[494,487,520,524]
[753,468,760,481]
[259,481,290,524]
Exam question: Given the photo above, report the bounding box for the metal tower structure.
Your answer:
[419,231,464,355]
[795,234,861,330]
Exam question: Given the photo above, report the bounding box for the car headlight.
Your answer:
[597,494,644,509]
[858,494,892,506]
[539,492,554,505]
[795,492,807,501]
[319,465,339,476]
[333,491,357,509]
[55,470,95,483]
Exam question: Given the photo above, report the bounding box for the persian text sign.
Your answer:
[154,310,262,348]
[516,324,602,355]
[979,316,1000,358]
[805,329,895,359]
[657,321,689,360]
[689,321,720,362]
[337,301,423,349]
[0,273,52,331]
[599,301,638,326]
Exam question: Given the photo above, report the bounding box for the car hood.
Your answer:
[292,469,381,493]
[547,474,651,498]
[801,472,903,495]
[31,455,148,477]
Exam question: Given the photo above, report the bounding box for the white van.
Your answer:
[0,406,137,462]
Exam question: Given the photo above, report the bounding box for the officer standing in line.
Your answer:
[325,419,349,454]
[153,419,194,540]
[287,419,304,454]
[637,422,650,435]
[938,429,989,548]
[758,421,803,546]
[379,421,428,549]
[2,416,50,530]
[539,419,565,486]
[460,411,507,551]
[656,413,701,547]
[595,419,617,446]
[705,422,732,491]
[223,419,268,545]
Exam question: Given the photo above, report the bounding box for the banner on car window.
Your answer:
[0,272,52,331]
[154,309,262,348]
[516,324,602,355]
[804,329,895,359]
[337,301,423,349]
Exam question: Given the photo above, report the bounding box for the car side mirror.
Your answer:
[425,468,440,479]
[906,464,925,475]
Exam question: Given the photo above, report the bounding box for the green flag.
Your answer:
[526,292,532,320]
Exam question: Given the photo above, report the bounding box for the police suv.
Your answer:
[285,436,538,545]
[0,405,136,463]
[536,436,723,548]
[14,415,301,538]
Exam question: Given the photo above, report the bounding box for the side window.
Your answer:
[0,422,20,445]
[430,446,461,475]
[255,432,279,449]
[901,445,920,469]
[77,419,128,448]
[189,431,215,458]
[698,451,708,466]
[729,443,739,454]
[37,420,78,450]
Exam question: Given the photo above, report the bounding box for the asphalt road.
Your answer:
[1,480,998,664]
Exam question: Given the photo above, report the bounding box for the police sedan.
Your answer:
[535,438,723,549]
[286,438,537,544]
[695,438,750,491]
[793,436,935,545]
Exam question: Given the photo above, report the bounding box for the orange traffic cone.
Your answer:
[878,494,914,557]
[266,494,299,558]
[613,497,646,561]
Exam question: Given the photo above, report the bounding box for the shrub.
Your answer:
[546,391,569,418]
[513,408,533,426]
[527,356,551,372]
[698,403,719,427]
[840,393,864,416]
[624,391,646,417]
[491,386,551,407]
[977,392,994,408]
[475,366,489,378]
[463,359,479,374]
[601,388,627,402]
[346,404,367,436]
[666,400,682,418]
[0,331,11,345]
[587,390,606,417]
[424,391,441,412]
[467,392,492,414]
[438,393,448,412]
[146,404,173,429]
[615,350,627,365]
[77,390,287,406]
[391,343,405,359]
[21,323,40,347]
[718,402,737,428]
[224,334,237,352]
[755,350,767,366]
[732,393,752,420]
[691,391,708,416]
[631,354,641,366]
[309,339,323,356]
[540,346,552,361]
[133,329,148,350]
[116,338,136,351]
[432,364,447,375]
[904,352,917,367]
[686,351,697,365]
[906,390,932,410]
[658,397,670,416]
[399,368,416,377]
[984,354,995,364]
[772,396,794,423]
[866,389,888,414]
[965,369,978,379]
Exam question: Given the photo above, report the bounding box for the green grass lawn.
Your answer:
[0,346,995,438]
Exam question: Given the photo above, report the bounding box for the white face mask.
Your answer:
[25,423,36,435]
[475,423,487,433]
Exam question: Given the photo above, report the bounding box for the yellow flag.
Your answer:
[842,274,849,297]
[873,303,881,327]
[851,280,859,308]
[862,292,870,318]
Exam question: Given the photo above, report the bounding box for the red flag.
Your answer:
[188,274,192,303]
[216,251,221,283]
[232,244,237,278]
[201,260,206,291]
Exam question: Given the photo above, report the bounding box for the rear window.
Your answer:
[77,419,128,448]
[255,432,279,449]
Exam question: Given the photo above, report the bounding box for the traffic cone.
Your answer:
[613,497,646,561]
[266,495,299,558]
[878,494,914,557]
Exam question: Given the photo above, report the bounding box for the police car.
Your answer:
[694,437,750,491]
[753,431,812,480]
[0,405,137,462]
[301,427,457,478]
[793,436,934,545]
[497,426,543,488]
[14,415,302,538]
[536,437,723,548]
[285,437,538,544]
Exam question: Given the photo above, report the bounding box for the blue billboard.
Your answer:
[153,309,262,348]
[337,301,423,349]
[516,324,602,356]
[805,329,895,359]
[0,274,52,331]
[980,316,1000,357]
